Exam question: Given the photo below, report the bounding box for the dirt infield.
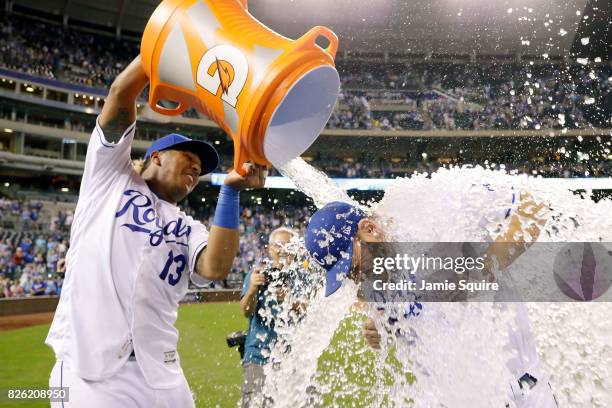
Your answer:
[0,312,55,331]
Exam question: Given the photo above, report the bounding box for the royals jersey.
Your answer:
[45,120,208,389]
[373,179,556,406]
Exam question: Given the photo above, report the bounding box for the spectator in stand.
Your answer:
[2,12,608,131]
[34,251,45,267]
[49,215,60,232]
[19,263,33,293]
[7,279,24,297]
[11,246,24,270]
[0,254,7,276]
[30,276,46,296]
[35,235,47,254]
[46,249,59,274]
[45,277,57,296]
[54,274,64,296]
[21,207,31,229]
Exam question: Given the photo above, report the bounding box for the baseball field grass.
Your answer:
[0,302,399,407]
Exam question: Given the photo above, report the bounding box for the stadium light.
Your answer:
[26,86,34,92]
[3,128,13,133]
[61,187,69,192]
[3,183,9,187]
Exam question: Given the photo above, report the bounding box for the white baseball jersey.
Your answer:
[45,119,208,389]
[374,180,556,406]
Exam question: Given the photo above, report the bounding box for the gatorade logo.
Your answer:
[196,45,248,108]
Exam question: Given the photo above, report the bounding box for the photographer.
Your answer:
[239,227,302,408]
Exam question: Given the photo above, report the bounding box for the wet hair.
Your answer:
[269,227,298,244]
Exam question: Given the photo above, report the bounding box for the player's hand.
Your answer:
[362,318,381,349]
[249,268,267,290]
[224,162,267,190]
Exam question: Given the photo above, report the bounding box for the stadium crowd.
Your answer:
[330,64,610,131]
[1,14,609,132]
[0,198,72,298]
[182,202,311,288]
[0,196,310,295]
[0,14,137,87]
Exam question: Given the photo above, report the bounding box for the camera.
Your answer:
[226,330,247,359]
[262,267,290,287]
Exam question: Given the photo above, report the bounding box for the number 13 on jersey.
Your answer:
[159,250,186,286]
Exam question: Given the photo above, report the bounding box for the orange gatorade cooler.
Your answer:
[141,0,340,174]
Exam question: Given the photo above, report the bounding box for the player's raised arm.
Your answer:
[195,162,267,280]
[240,269,267,317]
[483,192,548,279]
[99,56,149,143]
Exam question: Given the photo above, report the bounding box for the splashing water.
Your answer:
[265,160,612,407]
[278,157,359,209]
[263,280,359,407]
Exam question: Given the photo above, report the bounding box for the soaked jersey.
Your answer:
[372,180,556,406]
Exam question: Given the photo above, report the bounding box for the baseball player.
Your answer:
[304,185,557,407]
[45,56,267,407]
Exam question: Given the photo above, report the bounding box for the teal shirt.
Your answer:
[241,266,316,365]
[241,270,280,365]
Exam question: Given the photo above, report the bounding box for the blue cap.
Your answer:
[144,133,219,175]
[305,201,366,297]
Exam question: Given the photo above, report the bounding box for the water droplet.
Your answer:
[584,97,595,105]
[558,29,568,36]
[558,114,566,126]
[581,37,590,45]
